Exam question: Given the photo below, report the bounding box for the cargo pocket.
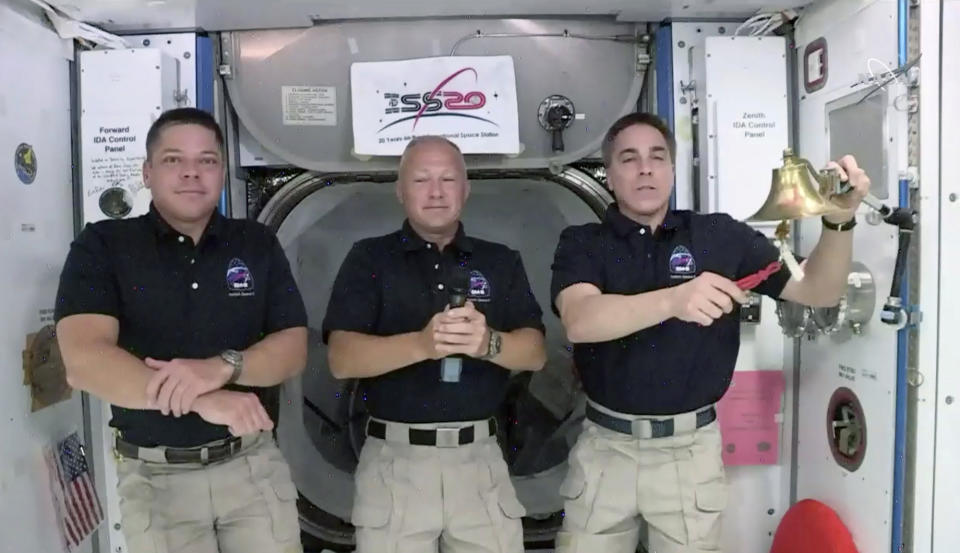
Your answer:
[686,424,727,547]
[487,455,526,519]
[693,479,726,547]
[249,447,302,543]
[694,480,727,513]
[557,461,586,501]
[557,440,604,532]
[479,452,526,553]
[350,449,394,530]
[116,460,168,553]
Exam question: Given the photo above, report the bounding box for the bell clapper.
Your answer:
[774,220,805,281]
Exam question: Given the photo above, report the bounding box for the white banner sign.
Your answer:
[351,56,520,155]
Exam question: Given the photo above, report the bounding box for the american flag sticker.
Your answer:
[45,432,105,551]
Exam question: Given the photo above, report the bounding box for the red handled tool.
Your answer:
[736,261,783,291]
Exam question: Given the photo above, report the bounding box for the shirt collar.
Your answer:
[604,203,682,237]
[149,202,224,241]
[400,219,474,253]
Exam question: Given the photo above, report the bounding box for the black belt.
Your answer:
[366,418,497,447]
[586,403,716,439]
[115,436,243,464]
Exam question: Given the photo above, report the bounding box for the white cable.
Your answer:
[867,57,898,84]
[739,19,770,36]
[762,15,785,35]
[26,0,128,49]
[753,13,784,36]
[866,57,912,109]
[734,14,772,36]
[735,11,791,37]
[777,241,805,281]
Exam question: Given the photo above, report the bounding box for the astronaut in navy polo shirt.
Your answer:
[323,135,547,553]
[550,112,869,553]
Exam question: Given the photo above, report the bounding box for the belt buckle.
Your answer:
[629,419,653,439]
[435,427,460,448]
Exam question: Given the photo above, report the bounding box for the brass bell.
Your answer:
[748,148,848,222]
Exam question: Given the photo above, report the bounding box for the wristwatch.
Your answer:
[822,216,857,231]
[480,330,502,360]
[220,349,244,385]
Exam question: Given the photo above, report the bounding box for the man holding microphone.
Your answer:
[323,135,547,553]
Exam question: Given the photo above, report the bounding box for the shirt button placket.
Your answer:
[430,247,441,296]
[188,240,198,291]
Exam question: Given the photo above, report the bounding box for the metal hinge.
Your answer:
[218,64,233,78]
[907,66,920,87]
[637,51,651,72]
[907,94,919,113]
[907,305,923,327]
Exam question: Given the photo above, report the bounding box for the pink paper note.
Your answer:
[716,370,785,466]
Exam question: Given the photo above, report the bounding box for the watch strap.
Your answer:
[822,216,856,231]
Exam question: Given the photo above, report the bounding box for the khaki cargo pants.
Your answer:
[352,418,526,553]
[115,431,303,553]
[555,402,728,553]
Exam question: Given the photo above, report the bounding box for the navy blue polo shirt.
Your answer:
[54,204,308,447]
[322,220,545,423]
[550,204,790,415]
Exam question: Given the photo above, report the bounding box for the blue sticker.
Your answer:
[15,143,37,184]
[226,258,255,296]
[669,245,696,277]
[468,270,491,301]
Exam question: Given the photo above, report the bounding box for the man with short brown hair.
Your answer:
[56,107,308,553]
[551,112,869,553]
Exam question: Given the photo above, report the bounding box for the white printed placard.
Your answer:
[282,86,337,126]
[80,115,154,224]
[351,56,520,155]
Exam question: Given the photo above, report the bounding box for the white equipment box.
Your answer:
[79,48,179,224]
[702,36,789,225]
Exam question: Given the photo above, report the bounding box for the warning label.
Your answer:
[282,86,337,126]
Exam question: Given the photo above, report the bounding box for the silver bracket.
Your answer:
[907,94,919,113]
[908,309,923,326]
[218,64,233,78]
[899,167,920,189]
[679,80,698,108]
[907,66,920,87]
[173,89,190,106]
[636,51,651,72]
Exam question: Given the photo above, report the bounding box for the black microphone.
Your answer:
[448,267,469,309]
[440,267,470,383]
